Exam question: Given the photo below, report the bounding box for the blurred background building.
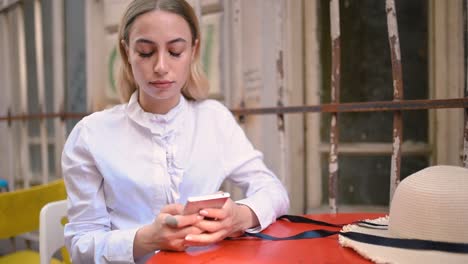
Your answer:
[0,0,466,216]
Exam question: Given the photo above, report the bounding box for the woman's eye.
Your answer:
[138,51,154,58]
[169,51,182,57]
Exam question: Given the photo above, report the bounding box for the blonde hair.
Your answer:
[117,0,209,102]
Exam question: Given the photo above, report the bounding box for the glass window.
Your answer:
[320,0,429,205]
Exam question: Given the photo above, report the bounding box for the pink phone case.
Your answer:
[183,193,230,215]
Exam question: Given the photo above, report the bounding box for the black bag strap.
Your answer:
[277,214,388,228]
[245,228,339,241]
[243,214,468,254]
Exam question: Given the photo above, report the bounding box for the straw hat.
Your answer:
[339,165,468,264]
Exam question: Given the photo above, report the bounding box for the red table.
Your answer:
[146,213,385,264]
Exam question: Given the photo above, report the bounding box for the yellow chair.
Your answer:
[0,179,67,264]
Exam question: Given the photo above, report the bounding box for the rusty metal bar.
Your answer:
[0,112,88,122]
[2,98,468,123]
[386,0,404,200]
[328,0,341,214]
[464,0,468,167]
[231,98,468,115]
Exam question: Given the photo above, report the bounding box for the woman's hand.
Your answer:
[184,199,259,246]
[133,204,203,258]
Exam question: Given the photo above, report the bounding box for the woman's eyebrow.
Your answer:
[134,38,187,45]
[167,38,187,45]
[135,38,155,45]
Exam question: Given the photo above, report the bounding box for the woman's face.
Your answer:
[125,10,197,114]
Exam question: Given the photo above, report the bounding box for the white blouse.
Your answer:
[62,92,289,263]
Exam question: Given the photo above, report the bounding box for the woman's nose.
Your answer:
[154,53,168,75]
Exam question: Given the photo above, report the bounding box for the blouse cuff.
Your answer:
[235,198,272,233]
[106,227,139,263]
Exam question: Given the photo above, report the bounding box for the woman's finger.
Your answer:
[160,213,203,229]
[184,229,227,246]
[198,207,228,220]
[160,204,184,215]
[166,238,188,252]
[194,218,225,233]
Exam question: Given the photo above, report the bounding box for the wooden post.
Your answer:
[463,0,468,167]
[328,0,341,213]
[386,0,404,200]
[52,0,66,177]
[1,11,15,190]
[304,0,322,211]
[275,0,289,191]
[17,5,32,188]
[34,0,50,184]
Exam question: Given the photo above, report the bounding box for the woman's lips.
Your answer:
[149,80,174,89]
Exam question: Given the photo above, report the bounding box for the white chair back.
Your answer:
[39,199,68,264]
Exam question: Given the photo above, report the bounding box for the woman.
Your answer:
[62,0,289,263]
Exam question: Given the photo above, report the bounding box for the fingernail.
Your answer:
[165,215,178,228]
[197,215,204,220]
[185,235,193,241]
[200,210,208,215]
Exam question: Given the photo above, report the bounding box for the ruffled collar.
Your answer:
[126,91,186,136]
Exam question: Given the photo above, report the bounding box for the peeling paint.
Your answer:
[278,129,289,189]
[276,50,284,80]
[391,37,401,61]
[233,0,241,23]
[387,0,403,200]
[394,85,401,98]
[391,135,400,164]
[465,119,468,138]
[329,0,340,213]
[329,113,339,213]
[464,119,468,167]
[386,0,401,61]
[330,0,340,40]
[390,132,401,198]
[329,198,336,213]
[329,161,338,173]
[331,90,336,102]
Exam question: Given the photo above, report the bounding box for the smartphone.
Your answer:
[183,192,230,215]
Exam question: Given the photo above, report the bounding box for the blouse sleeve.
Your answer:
[62,120,139,263]
[220,110,290,232]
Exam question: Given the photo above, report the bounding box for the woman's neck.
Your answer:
[138,94,181,115]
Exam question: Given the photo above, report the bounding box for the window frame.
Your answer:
[0,0,65,189]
